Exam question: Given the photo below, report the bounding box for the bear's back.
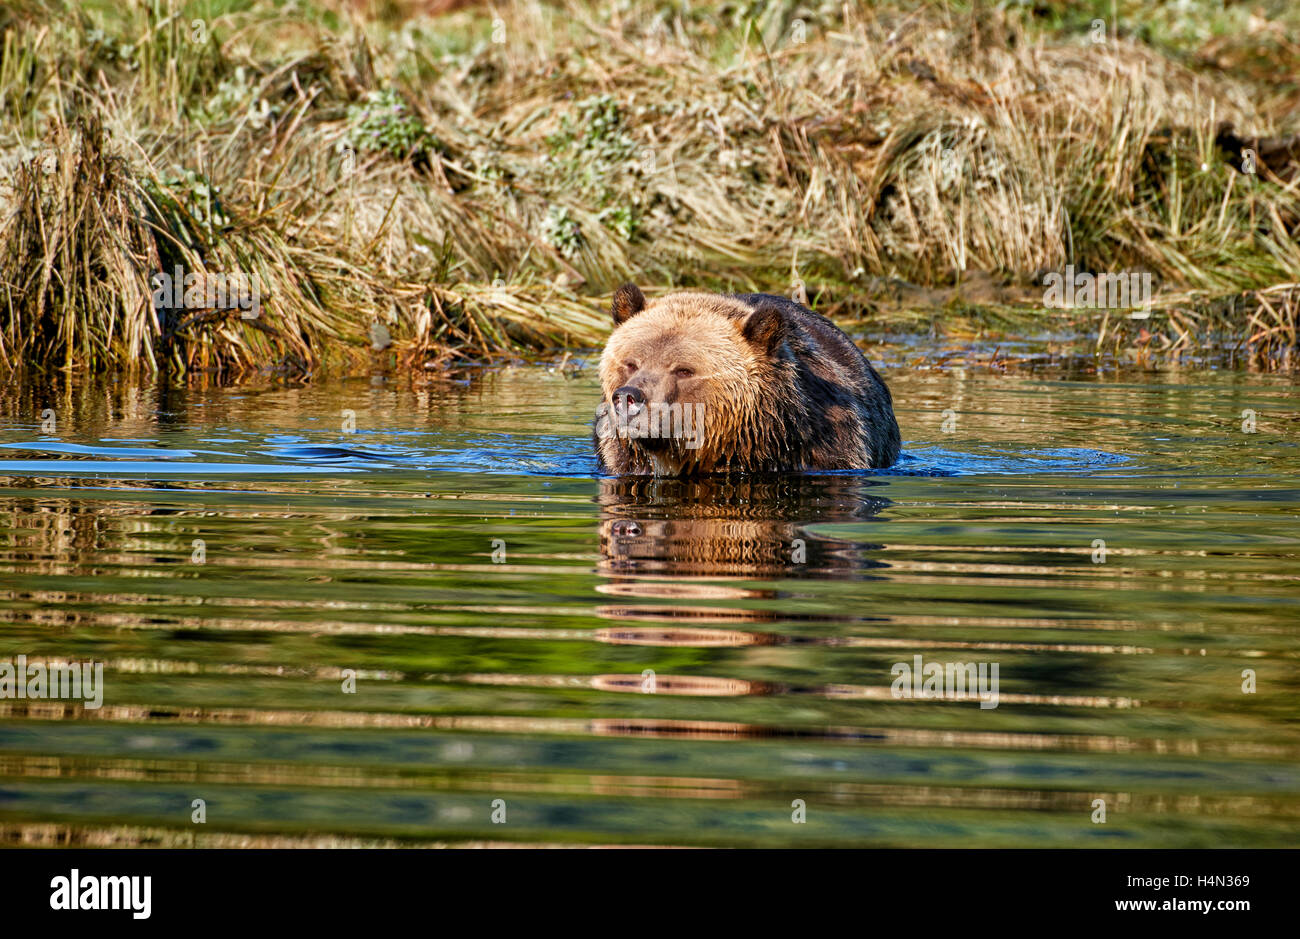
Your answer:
[727,293,890,401]
[727,292,899,468]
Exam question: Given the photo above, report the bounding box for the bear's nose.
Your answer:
[612,385,646,419]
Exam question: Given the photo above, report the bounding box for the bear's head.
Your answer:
[596,284,790,475]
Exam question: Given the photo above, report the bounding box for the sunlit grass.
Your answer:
[1,0,1297,376]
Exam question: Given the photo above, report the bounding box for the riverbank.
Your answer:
[2,0,1298,377]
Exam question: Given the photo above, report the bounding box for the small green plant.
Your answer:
[547,94,636,163]
[191,67,275,128]
[145,170,231,243]
[544,94,641,238]
[346,88,443,162]
[541,205,583,258]
[600,204,639,242]
[84,28,138,71]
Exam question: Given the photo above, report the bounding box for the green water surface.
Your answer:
[0,347,1296,847]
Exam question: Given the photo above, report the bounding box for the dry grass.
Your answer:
[1,0,1299,377]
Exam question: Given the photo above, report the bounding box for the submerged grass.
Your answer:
[1,0,1299,377]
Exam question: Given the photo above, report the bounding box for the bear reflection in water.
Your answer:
[591,474,890,703]
[597,474,889,581]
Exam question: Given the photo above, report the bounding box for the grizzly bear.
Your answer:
[593,285,900,475]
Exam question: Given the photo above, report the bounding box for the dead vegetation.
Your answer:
[1,0,1298,377]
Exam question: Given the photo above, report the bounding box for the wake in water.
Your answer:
[0,435,1136,479]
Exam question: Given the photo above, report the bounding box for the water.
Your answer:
[1,345,1297,847]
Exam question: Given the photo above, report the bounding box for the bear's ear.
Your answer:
[741,301,786,355]
[611,284,646,325]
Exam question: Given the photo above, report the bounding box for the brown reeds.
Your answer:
[1,0,1298,376]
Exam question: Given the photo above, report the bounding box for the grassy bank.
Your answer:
[1,0,1298,377]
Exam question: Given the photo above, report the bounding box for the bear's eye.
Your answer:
[624,361,638,373]
[674,367,695,379]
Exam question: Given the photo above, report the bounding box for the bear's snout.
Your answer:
[611,385,646,420]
